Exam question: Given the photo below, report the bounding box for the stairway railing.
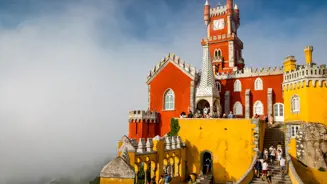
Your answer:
[286,154,304,184]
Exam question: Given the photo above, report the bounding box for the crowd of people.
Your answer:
[254,143,287,183]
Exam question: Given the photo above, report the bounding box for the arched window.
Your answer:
[214,50,218,57]
[234,80,242,92]
[291,95,300,113]
[215,81,221,92]
[214,49,222,58]
[254,78,263,90]
[253,101,264,115]
[233,101,243,115]
[217,50,221,57]
[164,89,175,110]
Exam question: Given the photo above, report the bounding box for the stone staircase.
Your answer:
[250,163,292,184]
[195,173,213,184]
[250,127,292,184]
[263,128,285,152]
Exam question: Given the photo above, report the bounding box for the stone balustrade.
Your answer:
[283,64,327,83]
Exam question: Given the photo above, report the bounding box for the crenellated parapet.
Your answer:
[210,5,226,17]
[201,33,243,48]
[282,64,327,91]
[128,110,159,123]
[146,53,196,84]
[215,66,283,80]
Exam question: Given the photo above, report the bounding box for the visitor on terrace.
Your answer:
[252,113,259,119]
[180,112,187,118]
[187,111,194,118]
[222,113,227,118]
[227,111,233,118]
[211,111,218,118]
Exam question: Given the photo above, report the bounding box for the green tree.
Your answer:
[89,176,100,184]
[168,118,180,136]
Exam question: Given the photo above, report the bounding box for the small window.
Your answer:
[234,80,242,92]
[253,101,264,115]
[216,81,221,92]
[291,125,300,138]
[218,50,221,57]
[254,78,263,90]
[164,89,175,110]
[291,95,300,113]
[233,101,243,115]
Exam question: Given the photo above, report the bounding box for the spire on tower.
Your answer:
[205,0,209,6]
[234,3,238,9]
[196,43,218,97]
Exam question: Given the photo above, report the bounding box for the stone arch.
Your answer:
[196,99,210,115]
[200,150,213,175]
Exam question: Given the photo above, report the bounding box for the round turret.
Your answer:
[204,0,210,25]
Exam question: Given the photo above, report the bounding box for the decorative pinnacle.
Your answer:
[304,46,313,51]
[205,0,209,6]
[234,4,238,9]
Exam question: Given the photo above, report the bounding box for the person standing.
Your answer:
[158,175,164,184]
[280,157,286,176]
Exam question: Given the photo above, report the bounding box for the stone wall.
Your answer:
[296,123,327,169]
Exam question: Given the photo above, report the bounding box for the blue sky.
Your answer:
[0,0,326,183]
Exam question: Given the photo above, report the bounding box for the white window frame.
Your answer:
[215,81,221,92]
[234,80,242,92]
[233,101,243,115]
[253,100,264,115]
[273,103,284,122]
[291,95,300,113]
[291,125,300,138]
[163,89,175,110]
[254,78,263,90]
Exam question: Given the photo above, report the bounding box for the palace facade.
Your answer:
[100,0,327,184]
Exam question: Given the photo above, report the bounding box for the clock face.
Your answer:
[213,19,225,30]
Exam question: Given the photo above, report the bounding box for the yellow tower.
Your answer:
[283,46,327,125]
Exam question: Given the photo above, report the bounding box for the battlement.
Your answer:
[128,110,159,123]
[132,136,183,154]
[283,64,327,83]
[215,66,284,79]
[201,33,243,47]
[146,53,196,84]
[304,46,313,51]
[210,5,226,17]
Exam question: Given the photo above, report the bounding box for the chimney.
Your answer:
[304,46,313,65]
[283,56,297,72]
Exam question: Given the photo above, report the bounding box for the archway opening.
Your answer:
[202,152,212,175]
[197,99,210,115]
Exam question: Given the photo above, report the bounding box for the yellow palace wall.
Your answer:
[178,119,256,183]
[283,80,327,125]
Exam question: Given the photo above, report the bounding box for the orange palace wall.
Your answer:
[219,74,284,117]
[128,120,158,140]
[149,62,192,136]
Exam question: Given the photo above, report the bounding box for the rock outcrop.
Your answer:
[296,123,327,169]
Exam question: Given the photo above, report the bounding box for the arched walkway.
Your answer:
[197,99,210,115]
[201,151,212,175]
